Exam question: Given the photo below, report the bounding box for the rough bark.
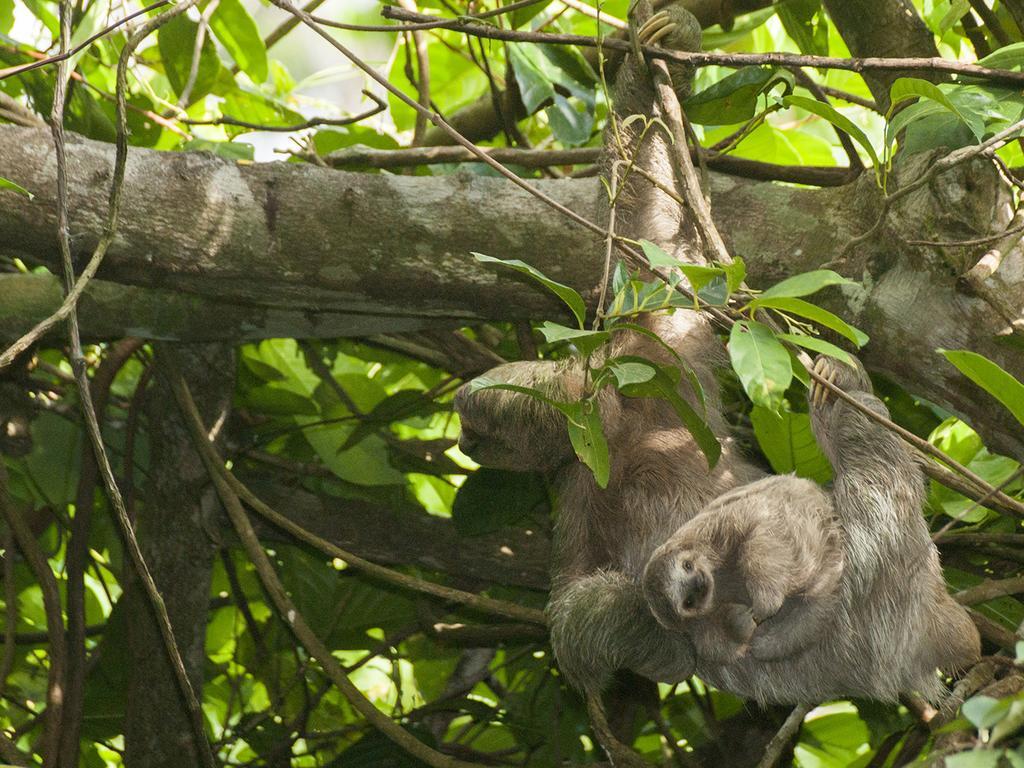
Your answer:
[1,125,1022,457]
[124,344,233,768]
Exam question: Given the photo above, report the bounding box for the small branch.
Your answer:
[397,0,432,145]
[380,6,1024,87]
[755,704,811,768]
[954,576,1024,605]
[184,89,386,132]
[967,607,1019,648]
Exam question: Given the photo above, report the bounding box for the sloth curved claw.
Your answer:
[637,11,677,46]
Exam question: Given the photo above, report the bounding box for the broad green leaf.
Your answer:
[565,400,610,487]
[728,320,793,411]
[978,42,1024,71]
[509,44,555,113]
[888,77,983,140]
[962,695,1009,729]
[473,253,587,328]
[0,176,32,200]
[158,15,223,103]
[613,356,720,468]
[940,349,1024,428]
[512,0,553,28]
[684,66,794,125]
[537,322,610,356]
[604,357,658,387]
[783,94,879,168]
[678,266,726,293]
[452,468,548,536]
[210,0,269,83]
[776,333,853,366]
[751,405,832,483]
[757,269,854,300]
[465,379,566,413]
[747,296,869,347]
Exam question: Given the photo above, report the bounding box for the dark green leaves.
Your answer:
[685,66,794,125]
[158,14,222,103]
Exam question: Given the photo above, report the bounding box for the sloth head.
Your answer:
[643,545,716,630]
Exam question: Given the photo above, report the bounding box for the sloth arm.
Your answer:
[548,569,697,691]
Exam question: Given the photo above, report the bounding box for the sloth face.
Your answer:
[671,550,715,618]
[643,545,715,631]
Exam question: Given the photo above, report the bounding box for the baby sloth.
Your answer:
[643,475,843,664]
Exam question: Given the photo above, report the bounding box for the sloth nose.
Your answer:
[692,572,708,597]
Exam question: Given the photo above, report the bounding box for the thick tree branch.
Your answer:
[0,125,1022,457]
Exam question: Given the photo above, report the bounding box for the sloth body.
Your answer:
[455,1,979,705]
[643,475,842,664]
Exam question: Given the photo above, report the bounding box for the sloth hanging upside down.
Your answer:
[453,0,978,706]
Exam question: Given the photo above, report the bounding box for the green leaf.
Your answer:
[158,14,223,103]
[746,296,869,347]
[612,357,720,468]
[209,0,268,83]
[888,77,983,141]
[564,400,610,488]
[537,322,610,356]
[723,257,746,295]
[728,320,793,411]
[750,405,832,483]
[940,349,1024,428]
[547,93,594,146]
[452,469,548,536]
[776,333,853,366]
[758,269,855,300]
[962,695,1009,729]
[776,0,828,56]
[509,44,555,113]
[0,176,33,200]
[783,94,879,168]
[640,240,679,270]
[0,0,13,34]
[684,66,794,125]
[604,357,658,387]
[511,0,553,28]
[978,42,1024,71]
[472,253,587,328]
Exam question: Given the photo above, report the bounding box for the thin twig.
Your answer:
[184,89,386,132]
[47,2,217,764]
[755,704,811,768]
[166,362,485,768]
[397,0,431,145]
[311,0,548,32]
[381,6,1024,87]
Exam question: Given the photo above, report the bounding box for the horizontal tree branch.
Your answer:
[0,125,1022,457]
[324,145,856,186]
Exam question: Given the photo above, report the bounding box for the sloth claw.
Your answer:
[637,11,676,46]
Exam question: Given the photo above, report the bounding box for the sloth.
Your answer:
[692,356,980,703]
[455,0,979,705]
[642,473,842,664]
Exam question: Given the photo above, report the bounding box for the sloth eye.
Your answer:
[683,560,693,571]
[683,596,695,609]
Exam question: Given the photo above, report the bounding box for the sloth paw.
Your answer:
[633,4,701,53]
[808,354,870,410]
